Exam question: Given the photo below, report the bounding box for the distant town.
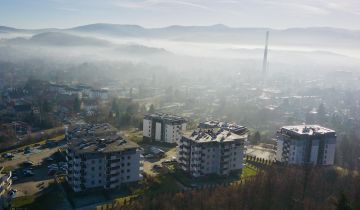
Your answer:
[0,21,360,210]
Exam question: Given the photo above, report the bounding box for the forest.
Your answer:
[118,166,359,210]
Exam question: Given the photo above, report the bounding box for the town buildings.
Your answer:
[177,122,248,177]
[65,124,142,192]
[143,113,187,143]
[275,125,336,165]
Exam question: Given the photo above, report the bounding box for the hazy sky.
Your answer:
[1,0,360,29]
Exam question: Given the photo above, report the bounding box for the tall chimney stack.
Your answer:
[262,31,270,74]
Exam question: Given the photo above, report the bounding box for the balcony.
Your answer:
[111,156,119,160]
[110,177,119,182]
[111,166,120,171]
[110,163,118,168]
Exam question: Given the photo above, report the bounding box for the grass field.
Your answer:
[122,129,143,144]
[11,183,67,210]
[241,165,258,179]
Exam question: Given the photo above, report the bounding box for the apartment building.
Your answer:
[178,125,248,177]
[275,125,336,165]
[0,167,12,210]
[143,113,186,143]
[66,134,142,192]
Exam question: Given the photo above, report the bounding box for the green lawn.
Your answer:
[148,174,180,195]
[172,164,259,187]
[11,184,67,210]
[241,165,258,179]
[11,195,37,208]
[122,129,143,144]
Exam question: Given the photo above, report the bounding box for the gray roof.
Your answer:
[68,123,118,138]
[185,128,247,143]
[144,113,186,124]
[281,125,336,136]
[68,134,139,154]
[199,121,247,135]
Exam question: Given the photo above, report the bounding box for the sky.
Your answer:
[1,0,360,29]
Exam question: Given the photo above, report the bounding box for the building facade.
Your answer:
[66,133,142,192]
[143,113,186,143]
[275,125,336,166]
[177,125,248,177]
[0,167,12,210]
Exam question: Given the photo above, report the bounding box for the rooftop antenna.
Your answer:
[262,31,270,74]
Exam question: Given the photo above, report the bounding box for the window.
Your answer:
[98,180,102,184]
[121,170,124,173]
[99,166,102,170]
[126,176,130,180]
[99,173,102,177]
[98,159,102,163]
[121,157,124,160]
[121,163,124,167]
[127,169,130,172]
[128,156,131,160]
[91,167,95,171]
[127,163,130,166]
[91,181,95,185]
[91,160,95,164]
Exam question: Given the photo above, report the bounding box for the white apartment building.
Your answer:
[143,113,186,143]
[178,126,248,177]
[0,167,12,210]
[276,125,336,166]
[66,134,142,192]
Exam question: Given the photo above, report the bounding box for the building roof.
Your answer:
[281,125,335,136]
[145,113,186,123]
[68,134,139,154]
[68,123,118,138]
[199,121,247,135]
[185,128,247,143]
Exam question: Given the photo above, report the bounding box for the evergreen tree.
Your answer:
[148,104,155,113]
[335,192,352,210]
[73,97,81,112]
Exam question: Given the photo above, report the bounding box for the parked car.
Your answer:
[45,157,54,161]
[48,170,57,176]
[152,164,162,170]
[144,154,155,159]
[2,153,14,158]
[23,160,34,166]
[23,170,34,176]
[48,165,59,170]
[8,190,16,198]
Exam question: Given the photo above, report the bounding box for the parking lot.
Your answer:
[0,136,67,197]
[141,145,177,176]
[246,144,276,161]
